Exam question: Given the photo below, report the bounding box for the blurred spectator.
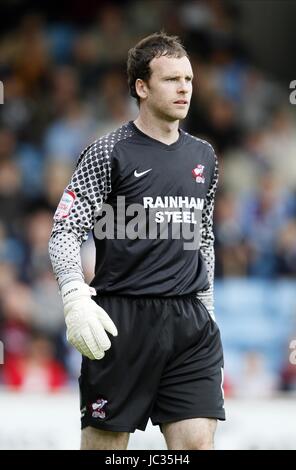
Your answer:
[76,4,134,68]
[49,65,80,117]
[89,68,136,135]
[215,190,250,277]
[261,107,296,191]
[0,157,23,231]
[234,351,279,398]
[276,220,296,276]
[2,332,67,392]
[0,14,50,93]
[221,127,271,197]
[239,173,294,277]
[192,92,241,154]
[0,260,18,295]
[44,100,97,164]
[22,208,56,283]
[0,282,34,361]
[44,161,74,208]
[0,239,24,284]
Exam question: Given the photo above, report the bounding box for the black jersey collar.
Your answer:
[129,121,184,151]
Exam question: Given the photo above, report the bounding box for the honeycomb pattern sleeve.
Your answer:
[48,125,134,289]
[48,141,112,288]
[196,150,219,319]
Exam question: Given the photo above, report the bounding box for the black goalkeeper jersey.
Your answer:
[49,121,218,303]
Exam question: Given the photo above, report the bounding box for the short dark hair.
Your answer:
[127,31,188,103]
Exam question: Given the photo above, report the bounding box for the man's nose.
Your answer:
[177,79,190,93]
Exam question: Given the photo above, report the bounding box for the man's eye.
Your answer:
[166,78,177,81]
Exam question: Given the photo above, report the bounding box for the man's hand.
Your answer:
[61,281,118,360]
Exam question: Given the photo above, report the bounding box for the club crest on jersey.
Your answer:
[90,398,108,419]
[54,189,76,220]
[192,164,205,184]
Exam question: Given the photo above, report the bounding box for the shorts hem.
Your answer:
[81,419,137,433]
[152,410,226,427]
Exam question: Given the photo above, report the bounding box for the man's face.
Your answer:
[142,55,193,121]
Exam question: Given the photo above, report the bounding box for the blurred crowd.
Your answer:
[0,0,295,395]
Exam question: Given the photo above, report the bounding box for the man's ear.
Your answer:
[135,79,149,100]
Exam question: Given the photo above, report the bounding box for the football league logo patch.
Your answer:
[54,189,76,220]
[192,164,205,184]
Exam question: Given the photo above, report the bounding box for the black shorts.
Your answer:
[79,294,225,433]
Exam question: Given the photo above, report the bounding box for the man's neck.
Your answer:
[134,112,180,145]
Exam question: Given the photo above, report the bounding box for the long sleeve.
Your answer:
[48,140,112,289]
[196,153,219,319]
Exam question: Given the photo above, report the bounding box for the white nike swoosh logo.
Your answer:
[134,169,152,178]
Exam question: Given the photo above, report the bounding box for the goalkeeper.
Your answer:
[49,32,225,450]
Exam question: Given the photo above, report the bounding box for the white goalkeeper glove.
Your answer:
[61,281,118,360]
